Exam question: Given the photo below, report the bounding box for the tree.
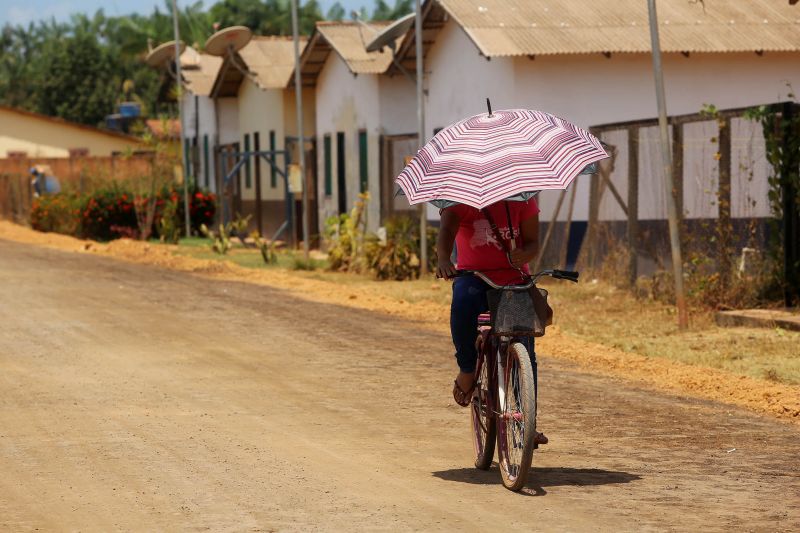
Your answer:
[209,0,322,36]
[326,2,346,20]
[371,0,413,20]
[36,31,120,126]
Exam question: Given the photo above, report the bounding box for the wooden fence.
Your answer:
[535,103,791,292]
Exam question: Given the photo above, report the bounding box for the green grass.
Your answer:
[163,238,329,271]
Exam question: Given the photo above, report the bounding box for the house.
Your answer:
[297,20,417,234]
[392,0,800,266]
[0,105,144,159]
[211,35,316,240]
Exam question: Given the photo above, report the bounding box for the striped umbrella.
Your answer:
[395,108,608,210]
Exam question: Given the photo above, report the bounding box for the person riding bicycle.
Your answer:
[437,198,548,444]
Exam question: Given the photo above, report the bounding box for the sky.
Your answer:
[1,0,370,27]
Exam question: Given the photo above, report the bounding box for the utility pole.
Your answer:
[415,0,428,275]
[647,0,688,329]
[291,0,310,260]
[171,0,191,238]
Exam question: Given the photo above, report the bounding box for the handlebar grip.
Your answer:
[553,270,579,281]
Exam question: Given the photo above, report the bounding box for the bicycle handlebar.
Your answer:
[449,268,579,289]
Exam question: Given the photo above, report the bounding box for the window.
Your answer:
[324,134,332,197]
[269,130,277,188]
[243,133,252,188]
[254,132,261,192]
[336,132,346,214]
[184,139,192,183]
[203,135,209,188]
[358,130,368,193]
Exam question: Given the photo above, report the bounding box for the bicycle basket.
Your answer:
[487,287,549,336]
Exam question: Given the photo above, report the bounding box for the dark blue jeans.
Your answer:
[450,275,536,385]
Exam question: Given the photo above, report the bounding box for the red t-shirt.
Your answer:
[448,199,540,285]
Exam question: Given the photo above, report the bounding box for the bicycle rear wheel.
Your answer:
[471,349,496,470]
[496,342,536,491]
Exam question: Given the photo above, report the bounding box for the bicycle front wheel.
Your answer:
[496,342,536,491]
[471,348,496,470]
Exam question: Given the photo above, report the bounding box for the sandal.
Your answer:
[452,379,476,407]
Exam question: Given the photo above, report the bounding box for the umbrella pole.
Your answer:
[648,0,688,329]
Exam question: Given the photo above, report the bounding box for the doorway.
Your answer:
[336,131,346,214]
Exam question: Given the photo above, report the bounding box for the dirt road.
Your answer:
[1,240,798,531]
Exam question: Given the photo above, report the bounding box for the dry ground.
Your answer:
[1,239,799,531]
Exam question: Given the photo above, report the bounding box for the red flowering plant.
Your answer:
[151,186,217,238]
[78,185,138,241]
[30,193,80,235]
[29,183,216,241]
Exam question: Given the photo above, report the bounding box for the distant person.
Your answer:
[30,166,61,197]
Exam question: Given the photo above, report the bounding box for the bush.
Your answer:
[29,185,217,242]
[30,193,81,235]
[187,190,216,232]
[324,193,369,273]
[78,185,137,241]
[365,215,438,280]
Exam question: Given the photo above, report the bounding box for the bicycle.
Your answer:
[461,268,579,491]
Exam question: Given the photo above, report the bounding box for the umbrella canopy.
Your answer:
[395,108,608,210]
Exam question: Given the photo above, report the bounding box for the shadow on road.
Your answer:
[432,466,641,496]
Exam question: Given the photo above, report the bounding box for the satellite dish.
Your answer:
[366,12,415,53]
[146,40,185,67]
[205,26,253,56]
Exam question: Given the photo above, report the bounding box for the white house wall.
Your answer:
[423,18,800,222]
[378,74,417,136]
[181,92,217,191]
[315,53,382,232]
[237,78,286,202]
[217,97,239,145]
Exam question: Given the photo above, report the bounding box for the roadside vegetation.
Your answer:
[157,234,800,386]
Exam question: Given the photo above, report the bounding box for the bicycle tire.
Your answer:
[471,349,496,470]
[496,342,536,491]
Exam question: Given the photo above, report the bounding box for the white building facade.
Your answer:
[302,21,416,235]
[398,0,800,227]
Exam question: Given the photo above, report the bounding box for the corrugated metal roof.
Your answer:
[182,53,222,96]
[316,21,396,74]
[239,36,307,89]
[435,0,800,57]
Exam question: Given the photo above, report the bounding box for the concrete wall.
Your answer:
[181,92,218,191]
[0,108,143,158]
[283,87,317,140]
[217,97,239,145]
[378,74,417,136]
[237,78,286,203]
[315,53,382,232]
